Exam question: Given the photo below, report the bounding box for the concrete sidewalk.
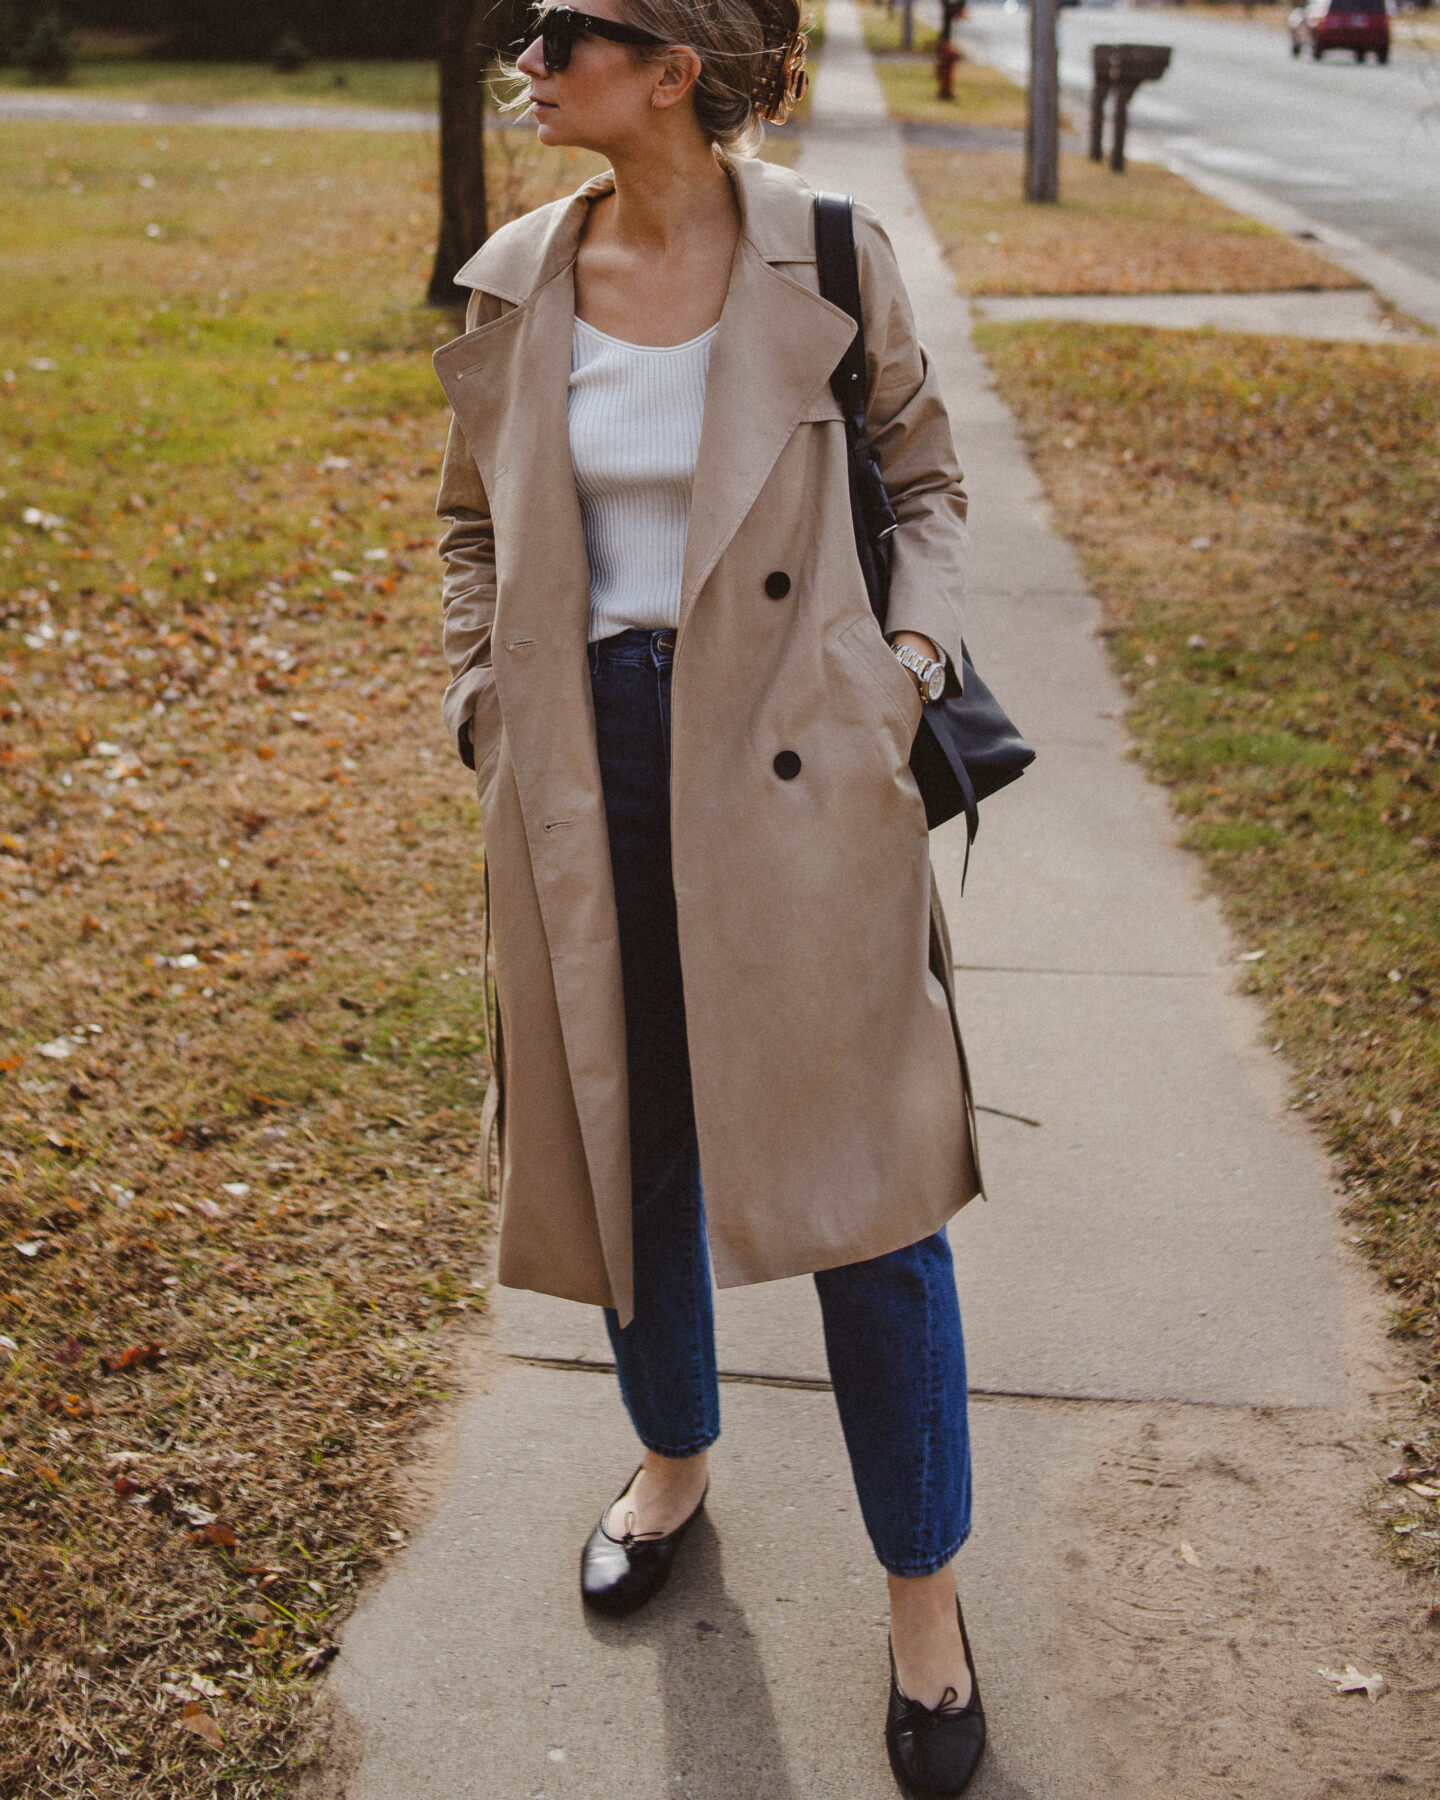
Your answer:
[321,9,1433,1795]
[971,287,1415,342]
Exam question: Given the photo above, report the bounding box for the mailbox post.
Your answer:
[1089,43,1172,173]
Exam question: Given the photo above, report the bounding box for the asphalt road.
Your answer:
[958,1,1440,284]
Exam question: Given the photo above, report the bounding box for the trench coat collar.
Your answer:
[441,154,857,619]
[451,152,828,301]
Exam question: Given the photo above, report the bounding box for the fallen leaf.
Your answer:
[178,1703,223,1749]
[189,1672,226,1699]
[36,1037,73,1060]
[241,1599,272,1623]
[1180,1541,1202,1567]
[297,1640,339,1677]
[1317,1664,1386,1702]
[35,1464,61,1488]
[40,1392,94,1419]
[53,1336,85,1365]
[98,1341,165,1374]
[114,1473,145,1496]
[13,1239,45,1258]
[191,1520,238,1548]
[1407,1482,1440,1500]
[194,1197,224,1221]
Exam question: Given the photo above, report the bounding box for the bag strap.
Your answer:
[814,192,868,433]
[813,193,900,629]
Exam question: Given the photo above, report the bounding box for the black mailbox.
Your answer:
[1090,43,1173,173]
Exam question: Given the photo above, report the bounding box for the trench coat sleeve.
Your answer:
[435,289,506,755]
[853,202,969,691]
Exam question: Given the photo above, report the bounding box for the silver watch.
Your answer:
[892,642,947,704]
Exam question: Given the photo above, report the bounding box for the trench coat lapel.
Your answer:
[680,234,857,619]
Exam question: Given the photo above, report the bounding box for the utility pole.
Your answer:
[1025,0,1060,203]
[901,0,914,53]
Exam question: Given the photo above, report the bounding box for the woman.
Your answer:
[432,2,985,1792]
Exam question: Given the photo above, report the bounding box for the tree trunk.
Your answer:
[428,0,491,310]
[1024,0,1060,204]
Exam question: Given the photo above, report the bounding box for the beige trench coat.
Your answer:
[433,155,981,1326]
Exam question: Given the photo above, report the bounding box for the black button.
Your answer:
[764,570,791,600]
[773,750,801,780]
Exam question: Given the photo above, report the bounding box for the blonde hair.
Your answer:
[499,0,808,158]
[623,0,806,156]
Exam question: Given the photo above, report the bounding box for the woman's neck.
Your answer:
[574,121,742,346]
[599,132,738,259]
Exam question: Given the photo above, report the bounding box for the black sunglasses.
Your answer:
[524,5,672,72]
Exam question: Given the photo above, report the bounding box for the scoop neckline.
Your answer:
[573,316,719,354]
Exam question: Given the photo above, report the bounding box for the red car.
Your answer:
[1289,0,1391,62]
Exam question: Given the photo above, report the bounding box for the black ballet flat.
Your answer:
[580,1466,708,1618]
[885,1598,987,1798]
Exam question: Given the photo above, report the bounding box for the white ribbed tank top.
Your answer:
[568,315,716,643]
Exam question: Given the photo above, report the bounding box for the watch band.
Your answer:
[892,642,946,702]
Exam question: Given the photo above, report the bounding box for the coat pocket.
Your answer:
[837,614,924,742]
[469,664,504,786]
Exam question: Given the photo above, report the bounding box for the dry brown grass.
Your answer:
[0,120,602,1797]
[907,146,1362,295]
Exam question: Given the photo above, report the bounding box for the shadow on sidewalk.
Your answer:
[582,1510,1037,1800]
[584,1512,803,1799]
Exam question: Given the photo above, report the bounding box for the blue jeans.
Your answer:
[590,628,972,1578]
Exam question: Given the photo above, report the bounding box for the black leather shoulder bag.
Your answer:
[813,191,1035,858]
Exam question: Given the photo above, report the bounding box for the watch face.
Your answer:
[924,661,947,703]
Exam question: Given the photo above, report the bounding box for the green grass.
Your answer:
[977,322,1440,1486]
[873,56,1031,129]
[0,57,441,110]
[860,1,939,57]
[859,1,1031,130]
